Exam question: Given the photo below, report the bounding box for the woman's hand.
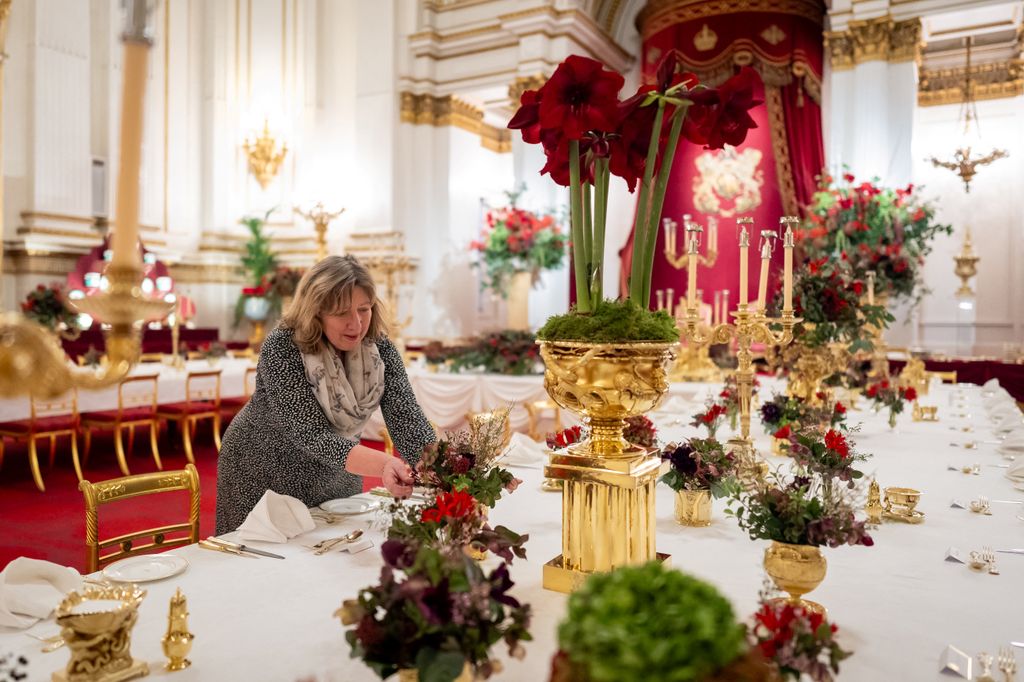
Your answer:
[381,457,415,498]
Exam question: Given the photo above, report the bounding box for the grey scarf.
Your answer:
[301,340,385,440]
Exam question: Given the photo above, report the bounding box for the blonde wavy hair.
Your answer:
[280,255,390,354]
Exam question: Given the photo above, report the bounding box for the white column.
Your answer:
[885,60,917,185]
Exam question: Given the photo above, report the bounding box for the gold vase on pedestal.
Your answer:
[538,340,675,593]
[398,663,473,682]
[674,489,712,526]
[669,340,722,382]
[763,541,827,614]
[784,340,849,406]
[506,271,532,332]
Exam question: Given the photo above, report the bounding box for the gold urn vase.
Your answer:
[763,541,827,614]
[674,488,712,526]
[538,340,675,592]
[398,662,473,682]
[784,339,849,406]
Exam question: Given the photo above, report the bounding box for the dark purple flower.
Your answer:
[381,539,415,569]
[760,401,782,425]
[664,443,698,476]
[488,563,521,608]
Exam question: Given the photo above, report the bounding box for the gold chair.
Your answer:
[524,399,562,441]
[155,370,222,463]
[220,366,257,425]
[229,347,256,360]
[927,370,958,384]
[81,375,163,475]
[0,391,81,492]
[80,463,201,572]
[139,352,165,363]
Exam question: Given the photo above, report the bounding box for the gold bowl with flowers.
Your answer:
[763,541,827,614]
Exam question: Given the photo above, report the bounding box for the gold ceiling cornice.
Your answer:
[399,91,511,153]
[824,16,922,71]
[508,73,548,107]
[918,58,1024,106]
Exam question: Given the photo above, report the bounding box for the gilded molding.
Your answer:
[825,16,921,71]
[169,263,246,284]
[399,91,511,153]
[918,59,1024,106]
[2,249,80,277]
[764,86,799,218]
[508,73,547,105]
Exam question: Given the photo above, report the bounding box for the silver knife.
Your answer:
[995,549,1024,554]
[206,537,285,559]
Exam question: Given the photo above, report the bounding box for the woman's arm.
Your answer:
[377,338,437,463]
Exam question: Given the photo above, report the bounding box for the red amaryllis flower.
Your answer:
[824,429,850,458]
[539,135,595,187]
[538,55,624,140]
[507,88,543,144]
[773,425,791,439]
[682,66,762,149]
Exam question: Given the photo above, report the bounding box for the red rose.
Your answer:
[682,66,762,149]
[824,429,850,458]
[834,402,846,414]
[815,391,827,401]
[903,387,917,401]
[538,55,624,140]
[866,385,879,398]
[773,425,791,439]
[843,173,855,183]
[852,281,864,295]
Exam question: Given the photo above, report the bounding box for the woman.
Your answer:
[216,255,436,533]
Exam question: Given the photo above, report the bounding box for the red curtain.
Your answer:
[618,0,825,309]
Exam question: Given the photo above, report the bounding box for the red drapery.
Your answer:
[618,0,825,309]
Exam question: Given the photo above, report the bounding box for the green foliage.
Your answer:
[441,330,541,376]
[558,562,747,682]
[536,299,679,342]
[239,209,278,286]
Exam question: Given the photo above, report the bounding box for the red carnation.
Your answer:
[834,402,846,415]
[773,425,791,439]
[824,429,849,458]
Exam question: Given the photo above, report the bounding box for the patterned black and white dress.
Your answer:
[215,327,436,534]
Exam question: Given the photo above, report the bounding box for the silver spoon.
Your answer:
[314,530,364,555]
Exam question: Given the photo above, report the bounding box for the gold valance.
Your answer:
[825,16,922,71]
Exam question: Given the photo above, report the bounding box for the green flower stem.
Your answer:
[638,105,688,305]
[582,180,593,294]
[592,157,609,304]
[629,100,666,305]
[568,140,592,313]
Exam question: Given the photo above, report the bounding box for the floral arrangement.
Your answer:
[719,374,760,430]
[197,341,228,359]
[728,473,874,548]
[760,395,842,435]
[472,187,566,295]
[546,417,656,450]
[773,259,892,352]
[415,421,520,508]
[782,428,867,489]
[751,597,851,681]
[865,380,915,428]
[21,283,80,332]
[267,266,304,299]
[797,173,951,304]
[660,438,739,498]
[234,209,279,325]
[446,330,541,376]
[510,52,759,340]
[339,539,531,680]
[384,490,528,565]
[691,402,728,438]
[549,562,768,682]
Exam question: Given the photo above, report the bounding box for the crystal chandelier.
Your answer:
[927,36,1008,192]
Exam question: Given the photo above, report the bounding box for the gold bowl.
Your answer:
[538,340,675,458]
[53,583,149,682]
[884,487,921,513]
[763,541,827,613]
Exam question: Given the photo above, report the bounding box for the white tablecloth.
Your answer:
[2,382,1022,681]
[0,358,256,421]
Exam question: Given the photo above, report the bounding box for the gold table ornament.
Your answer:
[538,340,675,592]
[52,584,148,682]
[673,488,712,526]
[680,219,799,474]
[161,588,194,672]
[953,228,980,297]
[883,486,925,523]
[294,203,345,262]
[763,541,827,615]
[912,402,939,422]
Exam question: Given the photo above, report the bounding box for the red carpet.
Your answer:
[0,427,385,573]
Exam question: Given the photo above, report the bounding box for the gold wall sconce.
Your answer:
[243,120,288,189]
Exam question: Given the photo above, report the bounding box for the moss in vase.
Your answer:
[536,299,679,343]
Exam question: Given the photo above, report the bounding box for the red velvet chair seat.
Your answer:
[81,407,158,423]
[157,401,219,416]
[219,396,248,409]
[0,415,79,434]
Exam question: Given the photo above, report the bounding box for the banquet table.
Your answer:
[0,358,256,422]
[1,380,1022,681]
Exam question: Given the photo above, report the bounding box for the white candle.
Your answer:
[111,37,150,268]
[783,227,794,311]
[867,271,875,306]
[656,289,665,312]
[663,219,674,257]
[757,240,771,312]
[687,237,698,309]
[723,290,730,321]
[666,288,675,317]
[709,217,718,253]
[738,227,749,307]
[714,291,722,325]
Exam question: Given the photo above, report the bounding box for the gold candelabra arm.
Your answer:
[681,308,733,347]
[749,310,801,348]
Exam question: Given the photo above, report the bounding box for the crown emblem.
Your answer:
[760,24,786,46]
[694,24,718,52]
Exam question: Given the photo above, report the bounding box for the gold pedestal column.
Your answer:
[538,341,674,593]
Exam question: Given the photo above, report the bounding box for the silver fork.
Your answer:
[985,547,1001,575]
[998,647,1017,681]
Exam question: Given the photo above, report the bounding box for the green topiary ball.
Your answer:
[557,562,747,682]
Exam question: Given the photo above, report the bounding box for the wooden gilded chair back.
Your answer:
[30,391,79,426]
[79,463,201,572]
[139,352,165,363]
[118,375,159,415]
[186,370,222,409]
[927,370,958,384]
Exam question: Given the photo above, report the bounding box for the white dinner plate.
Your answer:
[102,554,189,583]
[318,498,379,515]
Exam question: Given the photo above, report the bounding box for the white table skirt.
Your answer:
[2,382,1021,681]
[0,358,257,422]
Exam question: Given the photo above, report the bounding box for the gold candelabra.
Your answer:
[864,270,889,381]
[663,214,718,269]
[681,220,799,464]
[0,0,171,400]
[294,203,345,261]
[243,120,288,190]
[953,228,979,297]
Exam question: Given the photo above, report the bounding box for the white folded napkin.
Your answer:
[998,431,1024,455]
[501,432,548,468]
[0,557,82,629]
[1005,458,1024,482]
[988,403,1021,418]
[237,490,316,543]
[983,378,1001,390]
